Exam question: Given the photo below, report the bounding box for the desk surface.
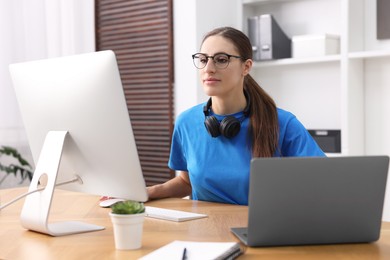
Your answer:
[1,188,390,259]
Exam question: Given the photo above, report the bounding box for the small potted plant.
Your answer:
[109,200,146,250]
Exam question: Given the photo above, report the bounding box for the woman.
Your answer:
[147,27,325,205]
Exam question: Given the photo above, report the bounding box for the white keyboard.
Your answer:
[145,206,208,222]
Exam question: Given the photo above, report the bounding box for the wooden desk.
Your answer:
[1,188,390,259]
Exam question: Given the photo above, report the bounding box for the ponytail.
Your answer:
[244,75,279,157]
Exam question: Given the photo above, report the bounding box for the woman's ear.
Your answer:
[243,59,253,76]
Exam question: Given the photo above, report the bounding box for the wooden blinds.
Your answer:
[95,0,174,186]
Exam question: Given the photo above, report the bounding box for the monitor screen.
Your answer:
[9,50,148,202]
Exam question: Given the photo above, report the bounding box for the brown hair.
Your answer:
[202,27,279,157]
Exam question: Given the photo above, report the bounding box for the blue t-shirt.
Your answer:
[168,103,325,205]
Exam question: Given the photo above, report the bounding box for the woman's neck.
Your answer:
[211,91,247,115]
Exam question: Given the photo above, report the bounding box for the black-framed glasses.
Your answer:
[192,52,243,69]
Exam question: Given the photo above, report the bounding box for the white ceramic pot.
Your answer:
[109,212,145,250]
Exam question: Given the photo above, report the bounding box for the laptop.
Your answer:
[231,156,389,247]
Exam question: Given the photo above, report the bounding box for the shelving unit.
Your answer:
[240,0,345,154]
[239,0,390,156]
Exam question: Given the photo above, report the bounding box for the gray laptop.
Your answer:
[231,156,389,247]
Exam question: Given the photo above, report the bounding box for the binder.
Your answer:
[248,14,291,61]
[377,0,390,39]
[248,16,261,61]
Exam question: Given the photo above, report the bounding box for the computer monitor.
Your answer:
[9,50,148,236]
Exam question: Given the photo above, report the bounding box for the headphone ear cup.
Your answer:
[220,116,241,138]
[204,116,221,137]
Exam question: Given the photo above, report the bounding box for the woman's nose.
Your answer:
[203,58,216,72]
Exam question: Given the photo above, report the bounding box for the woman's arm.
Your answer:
[146,171,192,200]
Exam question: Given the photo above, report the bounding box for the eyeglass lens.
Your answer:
[193,54,231,69]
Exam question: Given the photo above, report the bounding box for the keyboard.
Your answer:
[145,206,208,222]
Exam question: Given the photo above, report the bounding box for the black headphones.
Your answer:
[203,90,251,138]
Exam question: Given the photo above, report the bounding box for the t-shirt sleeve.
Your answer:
[278,112,326,157]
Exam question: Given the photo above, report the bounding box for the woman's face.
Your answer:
[199,35,251,98]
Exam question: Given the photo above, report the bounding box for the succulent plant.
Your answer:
[111,200,145,215]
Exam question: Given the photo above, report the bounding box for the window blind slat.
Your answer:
[96,0,174,186]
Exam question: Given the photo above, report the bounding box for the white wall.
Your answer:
[0,0,94,188]
[173,0,240,117]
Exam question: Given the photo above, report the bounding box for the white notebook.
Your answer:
[145,206,207,222]
[138,240,243,260]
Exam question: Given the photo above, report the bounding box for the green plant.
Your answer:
[111,200,145,215]
[0,145,33,185]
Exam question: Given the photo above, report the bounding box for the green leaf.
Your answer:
[111,200,145,214]
[0,146,34,184]
[0,146,32,168]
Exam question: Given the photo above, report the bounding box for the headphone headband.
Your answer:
[203,90,251,138]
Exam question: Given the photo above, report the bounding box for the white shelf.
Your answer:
[348,50,390,59]
[243,0,302,5]
[253,50,390,67]
[252,55,340,68]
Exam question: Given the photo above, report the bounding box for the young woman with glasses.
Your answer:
[147,27,325,205]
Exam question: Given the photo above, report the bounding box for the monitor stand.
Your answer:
[20,131,105,236]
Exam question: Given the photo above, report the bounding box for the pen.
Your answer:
[182,247,187,260]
